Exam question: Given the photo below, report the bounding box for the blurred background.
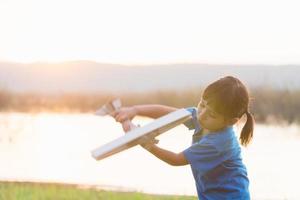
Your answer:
[1,0,300,199]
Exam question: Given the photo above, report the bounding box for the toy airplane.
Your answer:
[91,99,192,161]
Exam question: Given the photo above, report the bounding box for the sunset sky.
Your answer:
[0,0,299,65]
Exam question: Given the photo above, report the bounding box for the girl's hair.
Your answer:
[202,76,254,146]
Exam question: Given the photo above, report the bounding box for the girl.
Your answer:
[112,76,254,200]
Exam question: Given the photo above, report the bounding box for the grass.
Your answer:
[0,181,197,200]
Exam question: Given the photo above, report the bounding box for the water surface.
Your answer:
[0,113,299,199]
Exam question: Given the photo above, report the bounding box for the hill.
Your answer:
[0,61,299,94]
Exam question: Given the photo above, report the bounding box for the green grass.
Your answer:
[0,181,197,200]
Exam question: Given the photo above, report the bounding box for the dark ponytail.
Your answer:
[240,111,254,146]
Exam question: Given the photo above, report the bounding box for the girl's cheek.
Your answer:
[198,113,203,121]
[198,118,204,127]
[199,115,207,126]
[199,111,208,121]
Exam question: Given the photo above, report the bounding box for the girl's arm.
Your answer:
[112,104,188,166]
[112,104,178,123]
[134,104,178,118]
[142,144,189,166]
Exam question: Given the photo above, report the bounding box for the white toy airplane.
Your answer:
[91,99,192,161]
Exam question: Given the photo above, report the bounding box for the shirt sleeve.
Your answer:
[183,141,223,176]
[183,118,195,130]
[183,107,201,133]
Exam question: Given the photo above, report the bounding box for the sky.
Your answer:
[0,0,299,65]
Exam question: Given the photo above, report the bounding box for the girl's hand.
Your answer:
[121,120,137,133]
[111,106,138,123]
[139,136,159,151]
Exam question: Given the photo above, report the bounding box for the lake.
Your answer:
[0,113,299,199]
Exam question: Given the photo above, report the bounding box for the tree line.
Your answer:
[0,87,299,124]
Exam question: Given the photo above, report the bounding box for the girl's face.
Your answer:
[197,99,229,132]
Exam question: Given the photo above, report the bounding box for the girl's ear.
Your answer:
[226,117,239,126]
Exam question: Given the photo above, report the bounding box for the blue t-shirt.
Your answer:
[183,107,250,200]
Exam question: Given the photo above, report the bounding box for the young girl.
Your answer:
[112,76,254,200]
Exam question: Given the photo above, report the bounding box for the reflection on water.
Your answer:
[0,113,300,199]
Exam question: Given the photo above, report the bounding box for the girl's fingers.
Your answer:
[115,114,128,123]
[122,122,131,132]
[115,115,121,122]
[112,110,132,122]
[119,115,128,122]
[110,111,118,117]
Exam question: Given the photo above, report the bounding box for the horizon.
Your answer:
[1,62,300,95]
